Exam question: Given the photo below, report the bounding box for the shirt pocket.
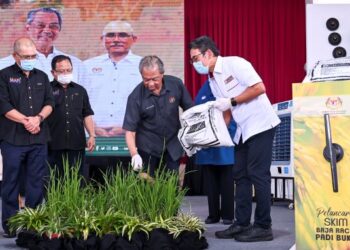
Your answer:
[141,104,156,119]
[71,93,83,110]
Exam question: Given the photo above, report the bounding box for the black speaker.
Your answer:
[332,47,347,58]
[326,18,339,31]
[328,32,342,46]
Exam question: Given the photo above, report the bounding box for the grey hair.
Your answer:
[13,38,36,53]
[139,55,165,74]
[27,7,62,30]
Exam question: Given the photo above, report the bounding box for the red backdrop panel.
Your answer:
[184,0,306,104]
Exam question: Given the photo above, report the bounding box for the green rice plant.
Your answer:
[102,166,139,213]
[131,168,187,221]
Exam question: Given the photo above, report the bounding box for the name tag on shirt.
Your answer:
[224,75,239,93]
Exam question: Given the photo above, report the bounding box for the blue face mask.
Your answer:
[193,61,209,75]
[20,59,36,71]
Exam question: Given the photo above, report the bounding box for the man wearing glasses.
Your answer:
[0,7,85,83]
[0,38,54,238]
[123,55,193,176]
[83,21,142,137]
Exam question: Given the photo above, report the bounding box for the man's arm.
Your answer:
[233,82,266,104]
[125,130,138,157]
[84,115,96,152]
[4,109,28,124]
[214,82,266,111]
[125,130,143,171]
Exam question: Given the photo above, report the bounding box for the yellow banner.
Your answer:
[293,81,350,250]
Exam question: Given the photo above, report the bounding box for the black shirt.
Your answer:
[47,80,94,150]
[0,64,54,145]
[123,75,193,160]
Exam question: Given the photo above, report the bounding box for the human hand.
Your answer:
[213,98,232,111]
[23,116,41,134]
[131,154,143,172]
[86,136,95,152]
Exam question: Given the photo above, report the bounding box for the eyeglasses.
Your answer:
[142,76,162,84]
[104,32,132,39]
[16,53,38,60]
[190,52,204,64]
[32,22,60,31]
[54,69,73,74]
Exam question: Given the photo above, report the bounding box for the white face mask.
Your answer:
[193,61,209,75]
[57,73,73,85]
[20,59,36,71]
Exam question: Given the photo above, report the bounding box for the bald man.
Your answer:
[0,38,54,238]
[83,21,142,137]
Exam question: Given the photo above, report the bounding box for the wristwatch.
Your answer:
[230,97,237,107]
[37,114,44,122]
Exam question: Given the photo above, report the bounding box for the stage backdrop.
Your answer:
[184,0,306,104]
[0,0,184,156]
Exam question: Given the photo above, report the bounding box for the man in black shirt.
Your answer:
[123,55,193,176]
[0,37,54,237]
[47,55,95,178]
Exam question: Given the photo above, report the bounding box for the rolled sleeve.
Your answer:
[179,82,194,111]
[0,73,14,115]
[43,77,55,108]
[82,89,94,117]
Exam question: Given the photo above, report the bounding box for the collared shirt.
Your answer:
[0,47,85,84]
[0,63,54,145]
[47,80,94,150]
[123,75,193,160]
[194,80,235,165]
[83,51,142,127]
[209,56,280,143]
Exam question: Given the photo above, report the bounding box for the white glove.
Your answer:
[213,98,232,111]
[131,154,143,172]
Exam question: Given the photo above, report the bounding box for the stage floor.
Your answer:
[0,196,295,249]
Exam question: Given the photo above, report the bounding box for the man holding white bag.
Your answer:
[189,36,280,242]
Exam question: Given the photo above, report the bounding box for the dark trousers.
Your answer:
[138,150,180,177]
[233,127,276,228]
[202,165,235,220]
[1,142,48,233]
[47,149,85,178]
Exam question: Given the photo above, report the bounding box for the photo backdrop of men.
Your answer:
[0,0,184,156]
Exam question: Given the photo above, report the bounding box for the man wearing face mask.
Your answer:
[189,36,280,242]
[46,55,95,178]
[0,37,54,238]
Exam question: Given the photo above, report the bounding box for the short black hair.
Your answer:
[189,36,220,56]
[27,7,62,30]
[51,55,72,70]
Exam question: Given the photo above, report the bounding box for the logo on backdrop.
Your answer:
[326,96,343,110]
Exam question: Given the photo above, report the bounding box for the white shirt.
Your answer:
[83,51,142,127]
[209,56,280,143]
[0,47,85,84]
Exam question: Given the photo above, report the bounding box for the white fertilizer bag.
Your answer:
[178,101,234,156]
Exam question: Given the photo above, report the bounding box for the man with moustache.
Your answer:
[123,55,193,176]
[0,7,85,83]
[83,21,142,137]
